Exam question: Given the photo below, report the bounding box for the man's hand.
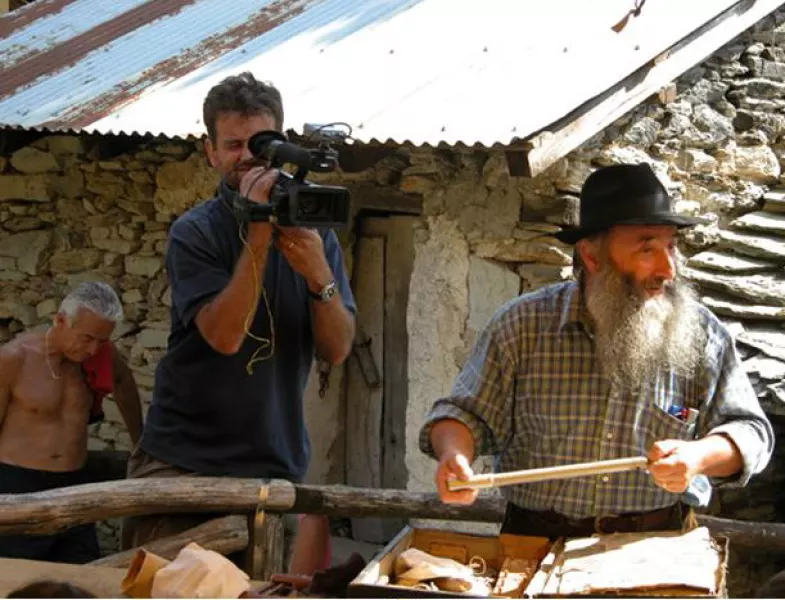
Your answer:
[276,228,333,291]
[647,439,703,494]
[436,452,479,505]
[239,167,278,246]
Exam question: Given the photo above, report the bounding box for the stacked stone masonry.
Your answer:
[1,9,785,592]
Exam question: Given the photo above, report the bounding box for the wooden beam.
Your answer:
[348,183,423,215]
[4,479,785,553]
[381,216,416,538]
[0,478,296,535]
[695,513,785,550]
[291,484,505,523]
[346,231,387,543]
[89,515,248,568]
[519,0,784,178]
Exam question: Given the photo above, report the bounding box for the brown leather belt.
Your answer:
[502,502,684,538]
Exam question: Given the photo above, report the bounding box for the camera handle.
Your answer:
[229,185,280,223]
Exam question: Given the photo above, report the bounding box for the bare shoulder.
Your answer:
[0,338,27,378]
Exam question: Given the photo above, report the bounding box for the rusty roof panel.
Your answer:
[0,0,771,147]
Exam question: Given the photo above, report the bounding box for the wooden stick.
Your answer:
[447,457,649,491]
[88,515,249,568]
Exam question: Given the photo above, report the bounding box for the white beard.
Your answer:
[585,263,706,392]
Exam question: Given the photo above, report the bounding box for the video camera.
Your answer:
[231,123,351,228]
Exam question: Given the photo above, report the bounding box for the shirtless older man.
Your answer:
[0,281,143,563]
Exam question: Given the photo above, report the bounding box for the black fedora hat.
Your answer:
[555,163,699,244]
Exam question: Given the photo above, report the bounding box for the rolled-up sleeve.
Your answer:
[702,325,775,488]
[418,310,519,461]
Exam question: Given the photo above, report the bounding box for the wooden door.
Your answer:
[345,216,415,544]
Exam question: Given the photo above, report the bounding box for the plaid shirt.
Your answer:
[419,281,774,520]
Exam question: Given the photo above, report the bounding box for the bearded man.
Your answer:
[420,163,774,538]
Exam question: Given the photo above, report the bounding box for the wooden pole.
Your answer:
[0,478,296,535]
[3,479,785,552]
[695,514,785,551]
[292,484,505,522]
[88,515,249,568]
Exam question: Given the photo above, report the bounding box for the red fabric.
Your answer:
[82,342,114,422]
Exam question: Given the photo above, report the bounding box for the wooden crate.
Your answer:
[349,526,553,598]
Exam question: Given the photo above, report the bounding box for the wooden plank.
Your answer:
[90,515,248,568]
[245,512,286,581]
[519,0,785,177]
[346,234,387,543]
[381,216,416,538]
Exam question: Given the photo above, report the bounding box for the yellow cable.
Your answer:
[238,221,276,375]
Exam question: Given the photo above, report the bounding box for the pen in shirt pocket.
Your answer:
[667,402,699,426]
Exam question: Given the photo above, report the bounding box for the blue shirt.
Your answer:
[141,183,356,481]
[420,281,773,519]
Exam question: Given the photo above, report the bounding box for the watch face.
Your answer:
[323,284,337,300]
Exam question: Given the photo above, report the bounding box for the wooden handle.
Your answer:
[447,456,649,491]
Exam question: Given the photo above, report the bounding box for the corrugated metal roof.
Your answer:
[0,0,759,146]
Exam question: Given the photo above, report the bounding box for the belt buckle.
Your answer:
[594,514,617,534]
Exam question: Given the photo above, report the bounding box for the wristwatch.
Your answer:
[308,280,338,302]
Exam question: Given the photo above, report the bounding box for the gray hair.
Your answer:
[59,282,124,324]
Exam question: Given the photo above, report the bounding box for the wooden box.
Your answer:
[349,526,553,598]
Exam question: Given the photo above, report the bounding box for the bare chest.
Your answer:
[12,359,92,417]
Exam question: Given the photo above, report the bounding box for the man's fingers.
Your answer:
[656,478,689,493]
[648,455,679,473]
[278,227,319,240]
[436,476,478,505]
[240,167,279,200]
[436,454,478,505]
[451,454,475,481]
[648,439,679,462]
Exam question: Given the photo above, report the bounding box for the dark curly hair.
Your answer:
[202,72,284,141]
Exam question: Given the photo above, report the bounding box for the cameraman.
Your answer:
[123,72,356,576]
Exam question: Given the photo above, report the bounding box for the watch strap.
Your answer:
[308,280,337,301]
